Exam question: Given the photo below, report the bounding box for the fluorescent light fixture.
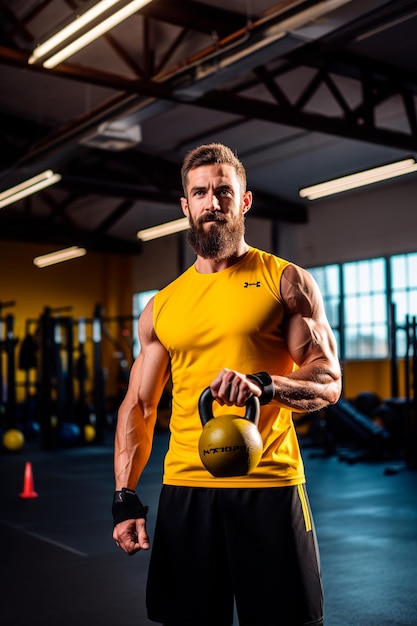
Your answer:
[299,158,417,200]
[34,246,87,268]
[137,217,189,241]
[29,0,153,68]
[28,0,121,63]
[0,170,61,209]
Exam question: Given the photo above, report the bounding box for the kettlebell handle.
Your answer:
[198,387,260,427]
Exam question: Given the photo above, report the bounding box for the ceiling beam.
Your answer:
[93,199,135,235]
[140,0,247,37]
[195,88,417,152]
[0,211,141,254]
[60,173,306,223]
[2,32,417,170]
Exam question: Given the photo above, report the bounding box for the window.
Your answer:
[308,258,389,360]
[308,264,341,357]
[391,252,417,357]
[343,258,388,358]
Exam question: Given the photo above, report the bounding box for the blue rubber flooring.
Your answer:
[1,432,416,626]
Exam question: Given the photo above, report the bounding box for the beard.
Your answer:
[187,211,245,260]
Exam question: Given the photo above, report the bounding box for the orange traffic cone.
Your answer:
[20,461,38,499]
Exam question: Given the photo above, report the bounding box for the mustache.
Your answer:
[197,212,227,225]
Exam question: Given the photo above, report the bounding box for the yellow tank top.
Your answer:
[153,246,305,487]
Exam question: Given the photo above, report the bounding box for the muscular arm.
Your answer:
[113,297,170,554]
[211,264,341,412]
[273,263,342,412]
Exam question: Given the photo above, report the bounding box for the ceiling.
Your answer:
[0,0,417,255]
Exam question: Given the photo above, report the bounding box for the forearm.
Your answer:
[114,401,157,490]
[272,362,341,413]
[112,402,154,554]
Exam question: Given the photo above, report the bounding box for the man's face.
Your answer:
[181,163,252,260]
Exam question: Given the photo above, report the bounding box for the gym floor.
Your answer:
[1,431,416,626]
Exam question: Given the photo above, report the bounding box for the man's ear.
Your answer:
[180,197,189,217]
[242,190,253,215]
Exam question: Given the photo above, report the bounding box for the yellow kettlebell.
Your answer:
[198,387,263,478]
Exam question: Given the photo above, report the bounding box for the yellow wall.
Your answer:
[342,359,407,401]
[0,240,135,402]
[0,241,133,329]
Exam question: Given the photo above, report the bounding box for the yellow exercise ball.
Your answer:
[84,424,96,443]
[3,428,25,451]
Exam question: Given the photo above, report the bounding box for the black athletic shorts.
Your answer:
[146,484,324,626]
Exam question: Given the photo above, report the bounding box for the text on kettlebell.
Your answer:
[202,445,249,455]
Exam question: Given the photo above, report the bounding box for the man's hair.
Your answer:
[181,143,247,196]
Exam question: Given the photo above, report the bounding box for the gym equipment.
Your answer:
[89,306,139,442]
[18,321,40,433]
[325,398,390,461]
[384,312,417,473]
[92,305,106,444]
[402,315,417,470]
[83,423,96,443]
[5,303,140,450]
[198,387,262,477]
[74,317,97,441]
[18,333,38,371]
[0,305,18,427]
[3,428,25,451]
[37,306,74,449]
[24,420,41,442]
[354,391,381,417]
[59,422,81,445]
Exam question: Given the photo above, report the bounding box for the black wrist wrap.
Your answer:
[112,488,148,526]
[246,371,274,405]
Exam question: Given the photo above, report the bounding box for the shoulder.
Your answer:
[139,297,171,351]
[248,247,291,281]
[280,263,324,317]
[138,297,155,336]
[281,262,310,284]
[249,246,290,268]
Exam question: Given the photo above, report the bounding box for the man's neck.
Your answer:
[194,242,250,274]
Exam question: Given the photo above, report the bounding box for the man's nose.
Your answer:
[205,191,220,211]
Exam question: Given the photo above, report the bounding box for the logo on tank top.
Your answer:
[243,281,261,288]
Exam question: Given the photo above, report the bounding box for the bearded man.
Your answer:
[112,143,342,626]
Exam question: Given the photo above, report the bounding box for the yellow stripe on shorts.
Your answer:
[297,483,312,532]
